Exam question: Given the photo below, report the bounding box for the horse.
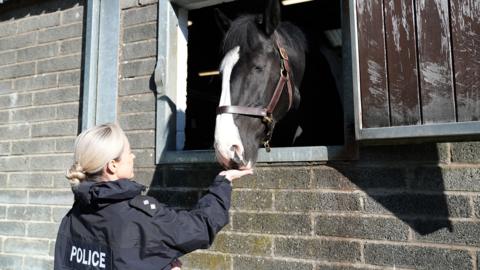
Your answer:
[213,0,307,169]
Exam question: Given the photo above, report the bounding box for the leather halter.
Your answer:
[216,32,294,152]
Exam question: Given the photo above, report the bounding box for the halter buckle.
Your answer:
[279,47,289,60]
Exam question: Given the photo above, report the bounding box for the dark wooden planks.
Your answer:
[450,0,480,122]
[384,0,421,126]
[415,0,456,124]
[356,0,390,128]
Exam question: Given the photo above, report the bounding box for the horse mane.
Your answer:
[222,15,307,54]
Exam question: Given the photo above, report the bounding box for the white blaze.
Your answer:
[214,46,244,163]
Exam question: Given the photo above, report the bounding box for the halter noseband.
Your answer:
[216,32,294,152]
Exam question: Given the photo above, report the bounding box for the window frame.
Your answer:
[82,0,120,130]
[350,0,480,142]
[155,0,357,164]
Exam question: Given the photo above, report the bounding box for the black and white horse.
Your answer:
[214,0,307,169]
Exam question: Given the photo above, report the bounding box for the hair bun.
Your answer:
[66,163,86,187]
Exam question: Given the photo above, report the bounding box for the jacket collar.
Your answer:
[73,179,145,207]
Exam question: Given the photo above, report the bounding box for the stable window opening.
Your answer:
[155,0,356,163]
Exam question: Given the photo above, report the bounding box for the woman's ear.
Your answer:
[105,160,117,175]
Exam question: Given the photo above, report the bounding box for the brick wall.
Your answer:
[2,1,480,270]
[0,0,83,269]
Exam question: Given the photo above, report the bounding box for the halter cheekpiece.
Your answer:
[216,31,294,152]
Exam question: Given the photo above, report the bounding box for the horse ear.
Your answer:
[214,8,231,35]
[263,0,281,36]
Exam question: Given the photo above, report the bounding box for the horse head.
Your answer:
[214,0,307,169]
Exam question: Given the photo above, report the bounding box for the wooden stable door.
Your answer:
[352,0,480,141]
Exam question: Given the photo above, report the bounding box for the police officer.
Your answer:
[54,123,253,270]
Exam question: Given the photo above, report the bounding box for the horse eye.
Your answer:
[254,66,264,72]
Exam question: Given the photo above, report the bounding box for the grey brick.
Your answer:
[275,237,361,262]
[364,243,472,270]
[32,120,78,137]
[0,80,13,92]
[33,87,79,105]
[0,32,36,50]
[8,173,53,188]
[413,220,480,247]
[60,38,82,55]
[119,77,154,96]
[233,167,310,189]
[14,74,58,91]
[0,22,17,38]
[54,173,72,189]
[0,205,6,219]
[0,156,29,172]
[11,106,56,122]
[17,13,60,33]
[0,63,36,80]
[232,190,273,211]
[0,51,16,65]
[0,254,23,270]
[23,256,53,270]
[58,70,80,86]
[412,166,480,192]
[181,252,231,270]
[125,130,154,149]
[56,103,80,120]
[312,166,358,190]
[53,207,70,222]
[364,194,471,218]
[315,216,409,241]
[0,110,8,124]
[62,6,83,24]
[138,0,157,6]
[37,54,81,73]
[359,143,446,163]
[121,58,156,78]
[275,191,361,212]
[123,23,156,43]
[131,149,154,167]
[451,141,480,163]
[119,94,155,113]
[314,166,407,190]
[29,154,73,171]
[122,39,156,60]
[120,0,138,9]
[0,124,30,140]
[0,93,32,109]
[0,142,9,155]
[232,213,311,235]
[7,206,52,221]
[17,43,58,62]
[0,174,6,186]
[38,23,82,43]
[28,190,73,206]
[55,137,76,153]
[5,238,50,255]
[233,257,313,270]
[27,222,58,238]
[0,221,26,236]
[119,113,155,130]
[0,189,28,204]
[211,233,272,256]
[123,4,157,26]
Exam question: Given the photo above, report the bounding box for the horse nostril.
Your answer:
[230,144,245,165]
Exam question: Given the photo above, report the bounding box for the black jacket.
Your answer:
[54,176,231,270]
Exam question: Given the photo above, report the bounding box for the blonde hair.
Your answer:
[66,123,127,188]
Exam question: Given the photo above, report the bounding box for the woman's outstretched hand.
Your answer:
[219,169,254,181]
